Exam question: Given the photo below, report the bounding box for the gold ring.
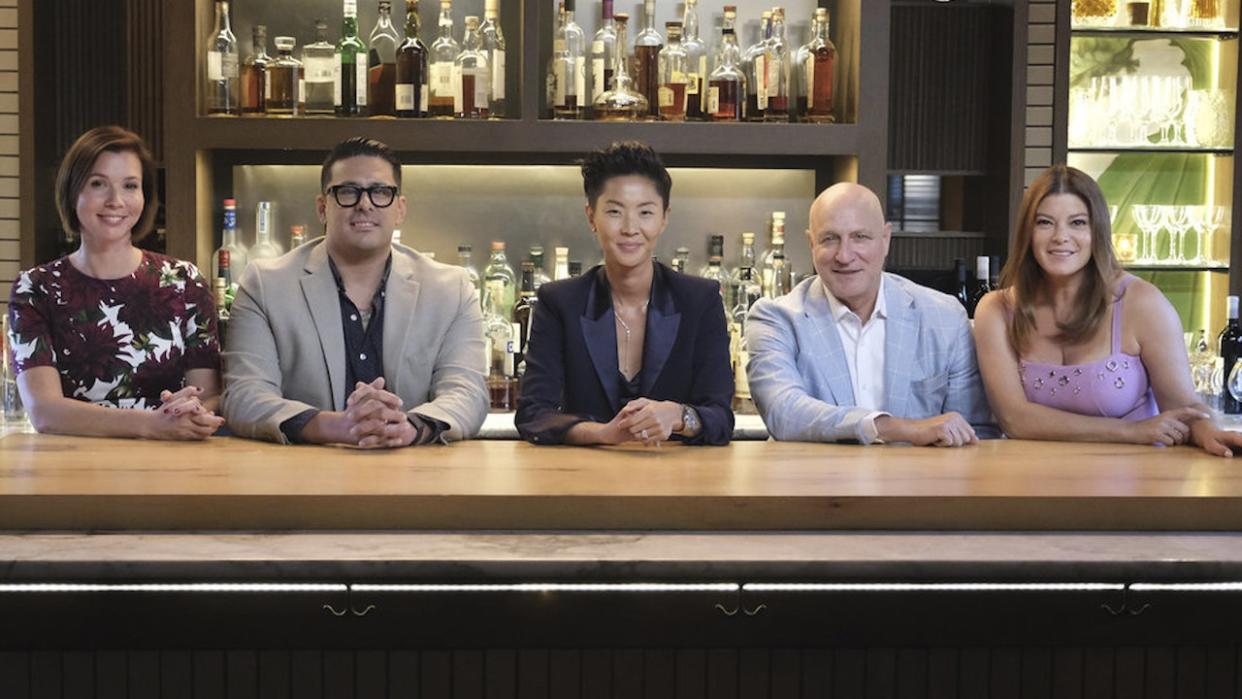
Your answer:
[641,429,649,440]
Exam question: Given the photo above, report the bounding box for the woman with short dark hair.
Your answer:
[516,141,734,446]
[6,126,224,439]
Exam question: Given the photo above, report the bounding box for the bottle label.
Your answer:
[574,59,584,100]
[207,51,224,81]
[305,57,335,83]
[554,63,567,104]
[766,54,781,98]
[755,54,768,108]
[707,85,720,114]
[592,57,605,100]
[452,65,463,113]
[333,60,342,105]
[474,70,491,108]
[658,85,674,108]
[805,60,813,100]
[671,70,687,85]
[592,40,604,55]
[687,62,701,95]
[554,39,566,53]
[221,52,239,79]
[431,63,453,97]
[343,0,358,16]
[491,50,505,100]
[265,75,272,100]
[421,84,429,111]
[297,78,305,105]
[396,83,415,110]
[356,61,368,105]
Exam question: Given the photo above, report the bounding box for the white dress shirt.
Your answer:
[822,276,888,440]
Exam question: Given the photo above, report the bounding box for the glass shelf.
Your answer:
[1068,146,1235,154]
[1071,26,1239,38]
[1123,264,1230,272]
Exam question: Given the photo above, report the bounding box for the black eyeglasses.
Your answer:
[325,184,399,208]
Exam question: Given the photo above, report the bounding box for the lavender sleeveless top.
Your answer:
[1018,275,1158,421]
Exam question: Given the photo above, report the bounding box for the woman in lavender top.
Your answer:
[973,164,1242,456]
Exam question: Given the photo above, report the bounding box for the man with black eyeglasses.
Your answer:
[222,137,488,446]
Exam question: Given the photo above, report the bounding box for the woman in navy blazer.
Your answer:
[516,142,734,446]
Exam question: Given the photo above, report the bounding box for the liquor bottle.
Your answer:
[671,246,690,273]
[336,0,369,116]
[729,231,759,311]
[589,0,619,116]
[681,0,707,120]
[368,0,401,116]
[480,0,507,117]
[988,255,1000,289]
[633,0,663,120]
[741,10,771,121]
[396,0,429,117]
[250,202,284,261]
[707,6,745,122]
[429,0,460,118]
[568,260,583,276]
[214,276,231,347]
[658,22,689,121]
[761,7,790,122]
[730,262,760,413]
[953,258,970,310]
[484,308,518,411]
[550,0,586,119]
[457,244,483,307]
[267,37,303,116]
[553,246,570,280]
[483,240,517,318]
[769,250,791,296]
[212,198,249,284]
[593,13,647,121]
[967,255,990,318]
[206,0,240,115]
[795,7,836,123]
[513,261,538,367]
[1220,295,1242,413]
[303,20,338,115]
[529,246,553,288]
[290,225,306,248]
[700,235,732,311]
[241,25,271,115]
[455,16,491,118]
[760,212,787,296]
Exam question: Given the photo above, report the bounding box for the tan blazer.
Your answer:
[222,240,488,444]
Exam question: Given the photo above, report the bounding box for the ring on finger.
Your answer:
[641,428,649,440]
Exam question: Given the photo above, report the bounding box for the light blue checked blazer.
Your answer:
[745,273,997,443]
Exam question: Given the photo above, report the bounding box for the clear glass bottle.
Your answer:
[728,231,760,314]
[707,7,745,122]
[205,0,240,115]
[336,0,368,115]
[483,240,517,318]
[396,0,429,117]
[480,0,507,117]
[211,198,249,285]
[658,22,689,121]
[762,7,790,122]
[512,261,538,366]
[249,202,284,261]
[553,246,570,280]
[267,37,303,116]
[700,234,731,311]
[593,13,647,121]
[796,7,836,123]
[761,211,788,297]
[528,246,553,288]
[568,260,583,276]
[671,246,691,273]
[429,0,460,118]
[589,0,619,117]
[458,244,483,307]
[633,0,663,120]
[303,20,338,115]
[368,0,401,116]
[549,0,586,119]
[455,16,491,118]
[681,0,708,120]
[289,224,306,249]
[241,25,271,115]
[741,10,771,121]
[484,308,518,411]
[769,249,791,296]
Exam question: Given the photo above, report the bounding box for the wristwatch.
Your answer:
[679,404,701,436]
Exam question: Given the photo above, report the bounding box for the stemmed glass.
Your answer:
[1227,359,1242,411]
[1131,205,1165,264]
[1200,205,1228,265]
[1184,205,1208,265]
[1163,205,1191,264]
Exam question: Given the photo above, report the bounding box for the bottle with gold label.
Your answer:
[658,22,689,121]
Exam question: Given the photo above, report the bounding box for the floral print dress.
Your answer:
[6,251,220,409]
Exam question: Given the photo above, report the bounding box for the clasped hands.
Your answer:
[334,377,421,449]
[149,385,224,440]
[599,398,684,447]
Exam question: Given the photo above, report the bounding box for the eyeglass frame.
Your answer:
[324,184,400,208]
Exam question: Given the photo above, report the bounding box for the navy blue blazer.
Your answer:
[516,262,734,445]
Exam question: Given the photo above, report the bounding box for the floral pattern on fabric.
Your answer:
[6,251,219,409]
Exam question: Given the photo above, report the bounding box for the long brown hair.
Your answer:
[55,125,159,242]
[1000,164,1122,353]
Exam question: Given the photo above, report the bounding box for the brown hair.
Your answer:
[1000,164,1122,352]
[55,126,159,241]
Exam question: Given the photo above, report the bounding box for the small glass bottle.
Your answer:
[457,244,483,307]
[568,260,583,277]
[796,7,836,123]
[483,240,517,318]
[761,7,790,122]
[658,22,689,121]
[212,198,249,285]
[729,231,760,314]
[760,211,788,297]
[549,0,586,119]
[700,234,732,311]
[368,0,401,116]
[671,246,690,273]
[336,0,369,115]
[396,0,429,117]
[480,0,507,117]
[266,37,303,116]
[249,202,284,261]
[303,20,338,115]
[241,25,271,115]
[681,0,708,120]
[553,246,571,280]
[707,7,745,122]
[455,16,491,118]
[512,261,538,366]
[205,0,240,115]
[633,0,663,120]
[589,0,619,117]
[769,249,791,296]
[289,225,307,249]
[429,0,460,118]
[528,246,553,288]
[593,13,647,121]
[485,313,518,411]
[741,10,771,121]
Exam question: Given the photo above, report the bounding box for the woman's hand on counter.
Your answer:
[618,399,683,447]
[146,387,225,440]
[1126,407,1208,447]
[1189,416,1242,457]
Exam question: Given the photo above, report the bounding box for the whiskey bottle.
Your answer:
[289,225,306,249]
[741,10,771,121]
[214,276,231,347]
[658,22,689,121]
[681,0,708,120]
[967,255,990,318]
[699,234,732,308]
[396,0,429,117]
[633,0,663,120]
[707,7,745,121]
[671,246,690,273]
[457,244,483,307]
[484,309,518,411]
[528,246,552,288]
[267,37,303,116]
[250,202,284,261]
[728,231,760,313]
[762,7,790,122]
[729,262,759,413]
[760,211,788,297]
[205,0,240,115]
[211,198,249,286]
[241,25,271,115]
[429,0,460,118]
[795,7,836,123]
[455,16,491,118]
[589,0,619,117]
[483,240,517,318]
[480,0,507,117]
[769,249,791,296]
[512,261,538,367]
[550,0,586,119]
[303,20,338,115]
[553,246,570,280]
[336,0,369,115]
[593,13,646,121]
[368,0,401,116]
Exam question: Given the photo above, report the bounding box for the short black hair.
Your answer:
[580,141,672,210]
[320,137,402,192]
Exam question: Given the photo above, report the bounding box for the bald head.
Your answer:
[809,182,886,233]
[806,182,892,320]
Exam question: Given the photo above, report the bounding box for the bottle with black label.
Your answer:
[953,258,970,311]
[967,255,990,318]
[1219,295,1242,413]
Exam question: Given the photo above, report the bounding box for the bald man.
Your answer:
[745,183,996,446]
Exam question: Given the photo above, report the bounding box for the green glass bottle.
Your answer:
[336,0,368,115]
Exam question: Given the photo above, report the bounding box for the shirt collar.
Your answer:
[327,253,393,308]
[823,274,887,325]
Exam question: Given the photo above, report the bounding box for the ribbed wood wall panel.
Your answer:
[1025,0,1057,186]
[2,646,1241,697]
[888,235,988,271]
[887,5,994,174]
[0,0,17,311]
[50,0,126,162]
[125,0,163,163]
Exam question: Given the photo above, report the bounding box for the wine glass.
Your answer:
[1163,205,1191,264]
[1227,358,1242,408]
[1131,204,1165,264]
[1183,204,1206,265]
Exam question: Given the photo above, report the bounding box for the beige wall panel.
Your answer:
[1027,106,1053,126]
[1026,127,1053,147]
[1028,66,1054,86]
[1028,24,1055,44]
[1025,147,1053,168]
[1027,86,1054,105]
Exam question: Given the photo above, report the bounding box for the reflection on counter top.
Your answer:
[478,412,770,440]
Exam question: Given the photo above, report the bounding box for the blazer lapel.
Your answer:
[882,278,919,417]
[805,279,856,406]
[581,268,622,412]
[640,265,680,395]
[300,245,347,410]
[381,252,421,398]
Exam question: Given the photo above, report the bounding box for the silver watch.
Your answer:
[679,404,701,435]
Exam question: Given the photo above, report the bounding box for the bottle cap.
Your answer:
[492,240,506,250]
[1229,295,1239,319]
[466,15,479,28]
[458,244,473,252]
[555,246,569,255]
[976,256,989,279]
[223,198,236,207]
[485,0,498,13]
